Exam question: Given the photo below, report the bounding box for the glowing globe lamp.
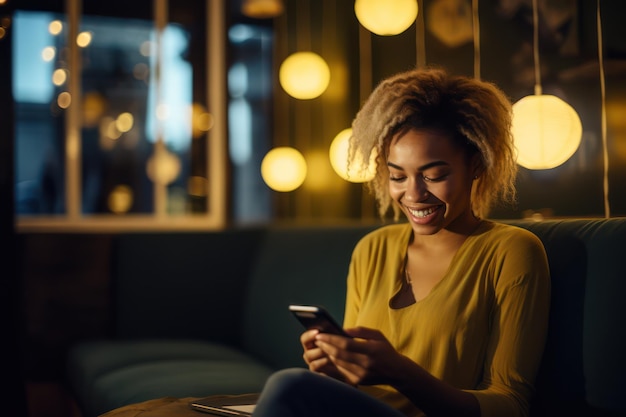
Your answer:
[279,52,330,100]
[354,0,418,36]
[512,94,582,170]
[329,128,377,183]
[261,147,307,192]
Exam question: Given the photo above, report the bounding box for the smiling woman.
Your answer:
[352,68,517,222]
[251,67,550,417]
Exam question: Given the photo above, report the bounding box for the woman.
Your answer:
[252,68,550,417]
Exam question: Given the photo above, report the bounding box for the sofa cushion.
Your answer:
[90,359,272,416]
[68,340,273,416]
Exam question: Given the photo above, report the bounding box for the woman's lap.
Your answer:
[252,368,405,417]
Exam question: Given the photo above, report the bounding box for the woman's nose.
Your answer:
[404,178,429,202]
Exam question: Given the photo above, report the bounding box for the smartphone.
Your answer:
[288,304,350,337]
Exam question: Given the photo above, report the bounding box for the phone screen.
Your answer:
[289,305,349,337]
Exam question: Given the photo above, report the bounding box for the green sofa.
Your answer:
[66,219,626,417]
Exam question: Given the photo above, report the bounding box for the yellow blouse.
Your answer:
[344,221,550,417]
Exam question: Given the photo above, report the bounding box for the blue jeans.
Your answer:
[252,368,407,417]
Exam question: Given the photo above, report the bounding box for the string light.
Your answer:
[597,0,610,218]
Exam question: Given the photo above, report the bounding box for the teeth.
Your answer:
[407,206,436,218]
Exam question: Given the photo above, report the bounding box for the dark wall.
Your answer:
[0,3,28,414]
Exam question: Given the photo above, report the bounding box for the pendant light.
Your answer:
[329,129,377,182]
[279,51,330,99]
[511,0,582,170]
[278,0,330,100]
[261,147,307,192]
[354,0,418,36]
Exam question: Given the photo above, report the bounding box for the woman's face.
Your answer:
[387,128,478,235]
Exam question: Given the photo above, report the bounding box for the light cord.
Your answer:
[532,0,542,95]
[416,0,426,69]
[472,0,480,80]
[597,0,610,218]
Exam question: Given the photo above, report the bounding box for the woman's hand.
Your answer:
[313,326,407,386]
[300,329,347,381]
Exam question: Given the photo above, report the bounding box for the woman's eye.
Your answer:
[423,173,447,182]
[389,175,405,182]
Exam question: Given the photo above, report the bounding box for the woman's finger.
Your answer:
[300,329,320,349]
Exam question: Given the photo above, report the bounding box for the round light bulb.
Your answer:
[146,148,181,185]
[261,147,307,192]
[329,128,377,183]
[279,52,330,100]
[354,0,418,36]
[512,94,583,170]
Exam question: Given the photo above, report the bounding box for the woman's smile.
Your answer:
[404,204,443,223]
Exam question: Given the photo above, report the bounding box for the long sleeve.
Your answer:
[340,222,550,417]
[467,230,551,417]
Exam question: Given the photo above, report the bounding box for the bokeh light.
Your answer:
[261,147,307,192]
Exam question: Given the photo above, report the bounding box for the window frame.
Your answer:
[13,0,228,233]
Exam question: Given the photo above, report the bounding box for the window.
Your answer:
[12,0,231,231]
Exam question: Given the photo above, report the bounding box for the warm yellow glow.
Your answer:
[76,31,92,48]
[99,117,113,142]
[354,0,418,36]
[191,103,214,138]
[115,112,134,133]
[197,113,214,131]
[241,0,284,18]
[512,94,583,169]
[147,148,181,185]
[261,147,307,192]
[48,20,63,35]
[329,128,377,182]
[0,27,6,40]
[82,92,106,128]
[42,46,56,62]
[101,117,122,141]
[52,68,67,86]
[188,176,208,197]
[302,151,334,191]
[57,92,71,109]
[426,0,472,47]
[279,52,330,100]
[108,185,134,214]
[607,100,626,161]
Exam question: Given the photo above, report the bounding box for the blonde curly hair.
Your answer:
[350,67,518,220]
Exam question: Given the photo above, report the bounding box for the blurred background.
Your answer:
[3,0,626,232]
